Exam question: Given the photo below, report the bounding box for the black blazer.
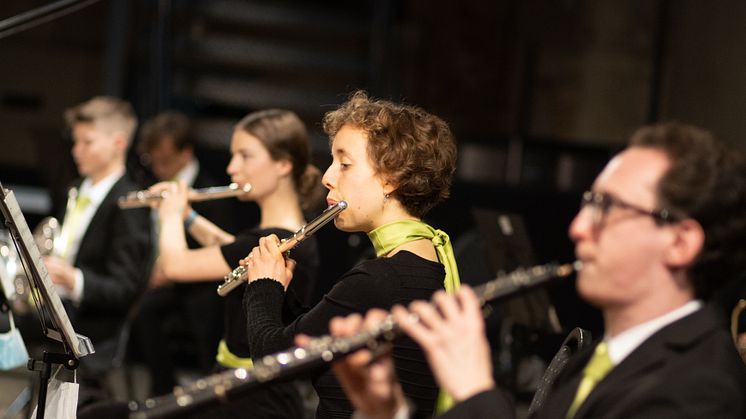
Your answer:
[66,174,151,344]
[441,305,746,419]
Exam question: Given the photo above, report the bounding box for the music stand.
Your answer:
[0,181,94,419]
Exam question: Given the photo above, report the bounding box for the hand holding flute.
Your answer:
[147,180,191,220]
[328,308,407,419]
[242,234,298,290]
[240,201,348,290]
[218,201,347,296]
[331,286,496,416]
[146,181,241,289]
[329,263,577,416]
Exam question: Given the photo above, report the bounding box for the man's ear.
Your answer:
[180,145,194,159]
[177,145,194,165]
[113,131,128,154]
[664,219,705,268]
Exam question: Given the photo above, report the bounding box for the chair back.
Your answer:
[732,299,746,362]
[527,327,592,415]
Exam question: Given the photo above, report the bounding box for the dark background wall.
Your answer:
[1,0,744,340]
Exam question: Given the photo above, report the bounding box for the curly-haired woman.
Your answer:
[244,91,459,419]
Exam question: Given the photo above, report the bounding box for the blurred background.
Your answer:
[1,0,746,415]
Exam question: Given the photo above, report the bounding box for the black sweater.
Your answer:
[220,226,320,358]
[245,251,445,419]
[194,227,320,419]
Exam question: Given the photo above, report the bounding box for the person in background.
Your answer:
[331,121,746,419]
[149,109,325,418]
[130,111,241,396]
[243,91,459,418]
[44,96,151,373]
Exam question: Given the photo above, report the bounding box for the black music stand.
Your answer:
[466,208,561,396]
[0,181,95,419]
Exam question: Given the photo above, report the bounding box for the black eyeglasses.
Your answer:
[581,190,675,229]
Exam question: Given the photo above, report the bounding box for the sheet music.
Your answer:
[0,230,18,301]
[0,182,93,358]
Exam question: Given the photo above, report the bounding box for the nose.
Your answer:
[321,164,335,191]
[71,141,82,160]
[569,206,594,243]
[226,154,239,176]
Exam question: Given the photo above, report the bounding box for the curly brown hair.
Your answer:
[629,122,746,300]
[323,91,457,218]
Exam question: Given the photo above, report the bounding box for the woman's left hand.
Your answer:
[244,234,295,289]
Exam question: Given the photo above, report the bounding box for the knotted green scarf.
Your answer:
[367,219,460,413]
[368,219,460,294]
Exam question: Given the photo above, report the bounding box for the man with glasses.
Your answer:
[329,122,746,418]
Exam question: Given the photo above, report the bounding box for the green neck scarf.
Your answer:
[368,219,459,413]
[368,219,460,296]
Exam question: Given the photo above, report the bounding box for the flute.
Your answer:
[128,261,580,419]
[216,200,348,297]
[118,183,252,209]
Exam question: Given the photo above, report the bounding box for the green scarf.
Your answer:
[367,219,460,413]
[368,219,460,294]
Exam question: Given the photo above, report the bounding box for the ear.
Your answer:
[381,179,398,196]
[112,131,128,153]
[179,145,194,161]
[664,219,705,269]
[274,158,293,177]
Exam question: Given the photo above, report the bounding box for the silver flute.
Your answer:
[216,200,348,297]
[128,261,580,419]
[118,183,252,209]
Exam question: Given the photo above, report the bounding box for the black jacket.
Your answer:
[442,305,746,419]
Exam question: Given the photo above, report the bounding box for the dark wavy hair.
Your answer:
[322,91,457,218]
[236,110,324,211]
[137,111,193,155]
[629,122,746,300]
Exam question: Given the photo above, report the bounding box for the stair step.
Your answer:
[191,0,369,36]
[192,117,330,155]
[175,76,344,117]
[175,34,367,77]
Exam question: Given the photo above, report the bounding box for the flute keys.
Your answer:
[293,347,307,359]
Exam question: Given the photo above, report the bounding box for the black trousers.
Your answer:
[130,283,224,395]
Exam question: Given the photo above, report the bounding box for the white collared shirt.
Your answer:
[606,300,703,366]
[149,157,200,240]
[56,169,124,303]
[174,158,199,187]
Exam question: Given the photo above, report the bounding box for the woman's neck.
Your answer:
[257,182,305,232]
[371,202,420,231]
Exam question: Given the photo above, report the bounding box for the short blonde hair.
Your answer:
[64,96,138,146]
